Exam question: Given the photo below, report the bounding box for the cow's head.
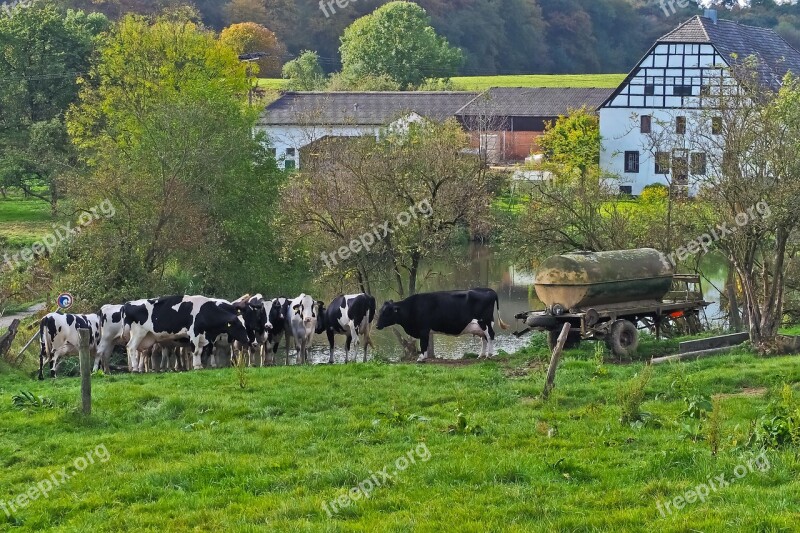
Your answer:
[264,298,286,333]
[225,315,253,347]
[291,294,322,326]
[314,301,327,334]
[233,294,268,343]
[376,300,400,330]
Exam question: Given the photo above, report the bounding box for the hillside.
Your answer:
[58,0,800,77]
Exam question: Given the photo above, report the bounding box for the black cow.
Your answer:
[123,295,255,371]
[264,297,293,365]
[317,293,376,364]
[376,288,508,362]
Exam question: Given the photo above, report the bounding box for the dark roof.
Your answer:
[455,87,613,117]
[659,15,800,89]
[259,91,478,126]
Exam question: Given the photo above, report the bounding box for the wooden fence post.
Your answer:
[78,328,91,415]
[543,323,571,400]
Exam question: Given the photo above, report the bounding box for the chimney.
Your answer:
[704,9,718,24]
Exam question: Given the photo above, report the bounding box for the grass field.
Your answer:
[2,333,799,531]
[0,195,51,249]
[258,74,626,92]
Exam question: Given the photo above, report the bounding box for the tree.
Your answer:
[65,14,283,304]
[538,107,600,181]
[694,66,800,350]
[0,2,108,213]
[339,1,462,89]
[281,50,326,91]
[280,119,495,297]
[220,22,286,77]
[223,0,270,26]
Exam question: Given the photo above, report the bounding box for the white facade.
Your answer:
[255,124,381,170]
[600,42,731,195]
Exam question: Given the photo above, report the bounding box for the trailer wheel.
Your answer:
[606,320,639,357]
[547,329,581,351]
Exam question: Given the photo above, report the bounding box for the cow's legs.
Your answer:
[38,343,47,381]
[418,330,432,362]
[345,335,353,363]
[326,330,335,364]
[487,323,496,357]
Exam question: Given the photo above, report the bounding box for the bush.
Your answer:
[617,365,653,425]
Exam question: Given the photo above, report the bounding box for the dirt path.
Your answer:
[0,303,46,330]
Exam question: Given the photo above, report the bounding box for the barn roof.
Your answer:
[659,15,800,89]
[259,91,478,126]
[455,87,613,117]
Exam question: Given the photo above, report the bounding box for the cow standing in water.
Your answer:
[317,293,376,363]
[376,288,508,362]
[287,294,323,364]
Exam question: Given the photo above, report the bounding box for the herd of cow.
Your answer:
[37,288,509,379]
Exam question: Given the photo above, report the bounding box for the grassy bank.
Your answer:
[1,338,799,531]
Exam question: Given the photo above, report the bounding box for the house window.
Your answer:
[674,85,693,96]
[712,117,723,135]
[690,152,707,175]
[285,147,296,157]
[624,151,640,173]
[644,84,656,96]
[619,186,633,195]
[284,159,296,170]
[655,151,670,174]
[676,116,686,134]
[700,85,711,97]
[640,115,651,134]
[672,150,688,185]
[267,147,277,158]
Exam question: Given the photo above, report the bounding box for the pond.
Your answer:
[303,244,731,364]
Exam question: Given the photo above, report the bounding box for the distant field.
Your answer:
[0,195,51,249]
[258,74,626,92]
[451,74,625,91]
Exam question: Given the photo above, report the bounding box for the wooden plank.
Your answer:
[679,333,749,354]
[78,329,91,416]
[651,346,734,365]
[0,319,20,361]
[543,322,570,400]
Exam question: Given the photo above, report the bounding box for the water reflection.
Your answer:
[304,245,730,364]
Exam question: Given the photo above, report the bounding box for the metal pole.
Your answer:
[78,328,91,416]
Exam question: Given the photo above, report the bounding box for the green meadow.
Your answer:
[258,74,626,92]
[1,333,799,531]
[0,195,51,250]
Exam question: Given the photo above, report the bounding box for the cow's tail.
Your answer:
[495,295,509,330]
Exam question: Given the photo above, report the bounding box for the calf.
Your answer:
[38,313,101,379]
[376,288,508,362]
[318,293,376,363]
[288,294,323,364]
[123,295,255,371]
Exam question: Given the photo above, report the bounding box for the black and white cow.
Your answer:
[376,288,508,362]
[123,295,255,371]
[38,313,101,379]
[287,294,323,364]
[231,294,270,366]
[97,303,130,373]
[317,293,376,364]
[265,297,293,365]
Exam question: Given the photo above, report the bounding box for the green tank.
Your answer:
[534,248,674,311]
